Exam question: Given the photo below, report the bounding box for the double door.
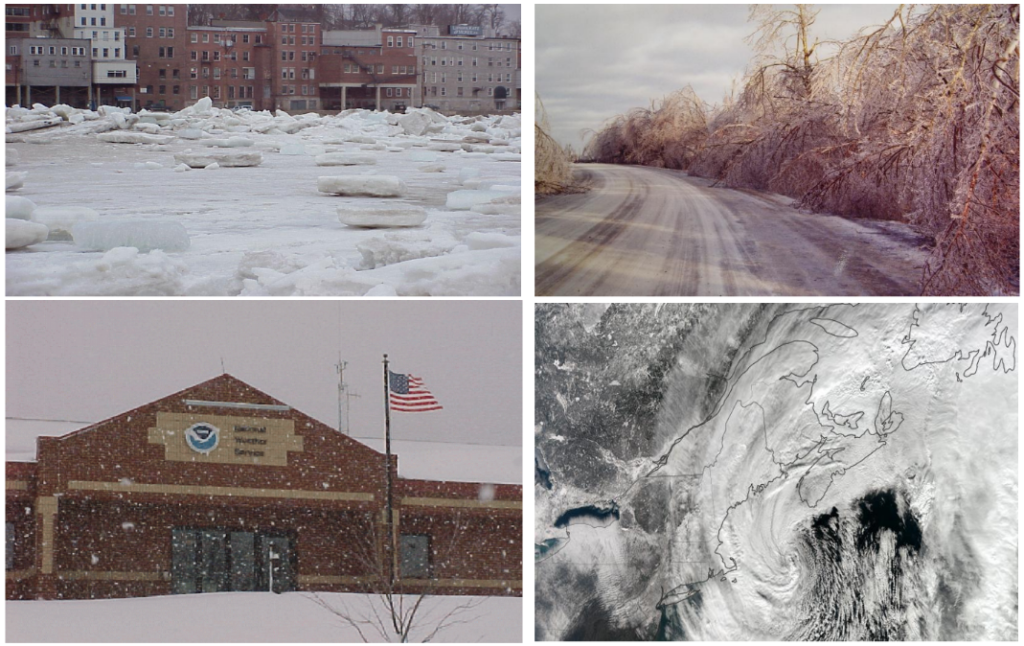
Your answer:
[172,528,295,594]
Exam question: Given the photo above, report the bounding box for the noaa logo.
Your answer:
[185,423,219,454]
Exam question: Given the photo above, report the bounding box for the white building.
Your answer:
[63,4,138,100]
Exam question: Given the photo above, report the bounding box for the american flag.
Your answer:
[389,370,443,412]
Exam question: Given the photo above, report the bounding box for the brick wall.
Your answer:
[5,374,521,600]
[118,3,188,110]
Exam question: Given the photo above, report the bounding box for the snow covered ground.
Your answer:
[5,101,521,296]
[6,590,522,642]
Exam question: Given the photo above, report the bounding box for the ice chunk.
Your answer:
[176,128,205,140]
[6,172,27,192]
[445,189,520,210]
[418,164,446,173]
[398,111,431,136]
[202,136,255,148]
[279,143,306,155]
[338,204,427,228]
[133,122,161,134]
[317,176,406,197]
[6,219,48,249]
[173,151,263,168]
[409,151,438,162]
[72,220,190,252]
[6,117,62,133]
[133,161,163,170]
[97,132,175,145]
[427,142,462,153]
[33,206,99,240]
[6,195,36,219]
[345,135,377,145]
[493,153,522,162]
[173,163,190,172]
[6,148,19,166]
[204,162,220,170]
[459,167,481,183]
[314,153,377,167]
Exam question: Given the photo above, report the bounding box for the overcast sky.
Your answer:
[537,4,902,148]
[6,301,522,449]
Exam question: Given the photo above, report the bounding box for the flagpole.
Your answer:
[382,353,394,587]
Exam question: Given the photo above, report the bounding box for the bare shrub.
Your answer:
[535,96,575,195]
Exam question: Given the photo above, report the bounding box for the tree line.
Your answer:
[186,4,518,37]
[583,5,1019,295]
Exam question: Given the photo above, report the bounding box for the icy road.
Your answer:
[535,164,929,296]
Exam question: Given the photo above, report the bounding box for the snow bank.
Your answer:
[72,220,190,252]
[6,247,186,296]
[337,204,427,228]
[5,591,522,643]
[174,150,263,168]
[317,175,406,197]
[6,219,48,249]
[6,147,19,166]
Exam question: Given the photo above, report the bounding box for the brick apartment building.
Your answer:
[5,37,91,107]
[188,22,271,110]
[5,374,522,601]
[118,3,189,110]
[319,26,419,112]
[263,10,321,112]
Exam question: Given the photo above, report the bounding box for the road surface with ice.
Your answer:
[535,164,928,296]
[6,101,520,296]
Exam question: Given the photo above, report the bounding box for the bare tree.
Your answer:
[309,511,486,643]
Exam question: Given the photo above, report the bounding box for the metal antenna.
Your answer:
[220,357,226,374]
[336,355,348,434]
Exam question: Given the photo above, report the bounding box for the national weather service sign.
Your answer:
[185,422,220,454]
[148,413,303,466]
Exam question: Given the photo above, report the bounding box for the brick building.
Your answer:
[117,3,188,110]
[263,9,321,112]
[5,374,522,600]
[188,22,270,110]
[319,26,419,111]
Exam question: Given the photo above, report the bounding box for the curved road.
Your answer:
[535,164,928,296]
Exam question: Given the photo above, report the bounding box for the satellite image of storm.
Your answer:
[535,303,1017,641]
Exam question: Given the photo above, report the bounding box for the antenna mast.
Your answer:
[336,355,348,434]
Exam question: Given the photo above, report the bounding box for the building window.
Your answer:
[146,5,153,15]
[107,69,127,78]
[408,37,413,47]
[399,535,430,579]
[376,64,383,74]
[397,37,403,47]
[457,87,463,97]
[100,17,106,26]
[129,5,136,15]
[128,27,135,37]
[190,86,197,99]
[167,5,173,16]
[242,51,249,62]
[386,87,392,97]
[159,69,166,79]
[387,36,393,47]
[440,87,446,96]
[173,85,179,94]
[158,5,165,16]
[168,28,174,38]
[132,45,139,56]
[190,67,197,79]
[146,27,153,38]
[242,34,249,44]
[159,84,166,94]
[172,69,179,79]
[203,33,209,43]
